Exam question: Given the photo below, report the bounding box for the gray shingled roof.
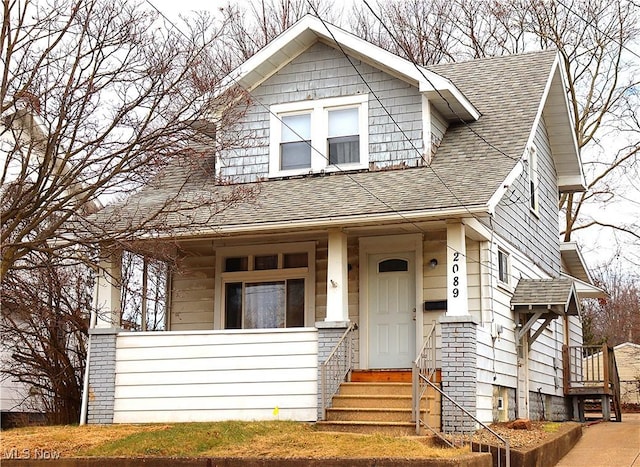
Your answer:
[90,50,558,235]
[511,278,576,308]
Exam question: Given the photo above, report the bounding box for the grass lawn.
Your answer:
[1,421,468,459]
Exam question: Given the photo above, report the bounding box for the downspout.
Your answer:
[79,285,99,425]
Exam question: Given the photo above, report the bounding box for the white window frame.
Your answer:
[269,94,369,177]
[527,145,539,216]
[497,248,510,285]
[214,242,316,329]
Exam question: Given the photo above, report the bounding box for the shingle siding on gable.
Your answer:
[492,116,560,276]
[217,43,424,182]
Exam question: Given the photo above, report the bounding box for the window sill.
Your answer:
[268,163,369,179]
[497,280,514,294]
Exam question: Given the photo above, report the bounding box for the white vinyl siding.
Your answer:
[491,117,560,276]
[112,328,318,423]
[169,254,215,331]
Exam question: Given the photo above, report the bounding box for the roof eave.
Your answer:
[126,204,491,241]
[217,15,479,122]
[541,55,586,192]
[560,242,594,283]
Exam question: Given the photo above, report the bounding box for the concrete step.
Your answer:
[315,420,419,436]
[325,407,415,423]
[338,382,412,396]
[331,394,437,409]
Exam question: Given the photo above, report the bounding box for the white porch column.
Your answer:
[325,229,349,322]
[94,251,122,329]
[446,222,469,316]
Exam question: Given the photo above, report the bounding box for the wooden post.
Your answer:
[326,229,349,322]
[602,344,610,395]
[562,345,570,395]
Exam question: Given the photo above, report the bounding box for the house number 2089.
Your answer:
[452,252,460,298]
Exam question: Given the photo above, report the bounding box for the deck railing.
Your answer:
[319,322,356,420]
[563,344,610,390]
[563,343,622,421]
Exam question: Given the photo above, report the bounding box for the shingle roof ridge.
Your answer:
[427,48,558,72]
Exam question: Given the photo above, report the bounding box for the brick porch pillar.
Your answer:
[440,315,478,433]
[87,329,117,424]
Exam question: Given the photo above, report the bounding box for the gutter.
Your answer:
[130,205,491,241]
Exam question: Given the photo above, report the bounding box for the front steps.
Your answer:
[316,370,441,436]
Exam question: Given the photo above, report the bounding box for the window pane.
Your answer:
[244,282,285,329]
[281,141,311,170]
[284,252,308,268]
[225,282,243,329]
[329,135,359,164]
[378,259,408,272]
[225,257,248,272]
[255,255,278,270]
[286,279,305,327]
[498,251,509,283]
[282,114,310,142]
[328,108,358,137]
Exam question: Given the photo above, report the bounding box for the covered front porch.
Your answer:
[83,219,494,427]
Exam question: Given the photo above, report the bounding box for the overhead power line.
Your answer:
[147,0,531,277]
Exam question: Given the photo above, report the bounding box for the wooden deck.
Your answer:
[563,344,622,422]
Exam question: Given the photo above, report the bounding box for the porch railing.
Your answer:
[412,320,437,432]
[320,322,356,420]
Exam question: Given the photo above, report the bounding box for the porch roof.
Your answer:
[88,50,565,237]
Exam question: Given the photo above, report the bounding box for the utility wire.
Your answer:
[147,0,525,277]
[306,3,535,274]
[556,0,640,61]
[361,0,521,164]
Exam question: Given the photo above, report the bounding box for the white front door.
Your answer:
[367,252,416,368]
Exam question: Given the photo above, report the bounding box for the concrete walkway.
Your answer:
[555,413,640,466]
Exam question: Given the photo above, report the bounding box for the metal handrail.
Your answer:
[412,320,437,431]
[320,322,356,420]
[420,374,511,467]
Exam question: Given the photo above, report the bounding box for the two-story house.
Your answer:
[82,15,605,433]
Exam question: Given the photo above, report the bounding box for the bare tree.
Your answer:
[1,254,91,424]
[582,261,640,346]
[218,0,337,63]
[1,0,257,424]
[352,0,640,263]
[1,0,252,280]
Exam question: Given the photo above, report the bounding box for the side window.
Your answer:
[527,145,539,214]
[498,249,509,285]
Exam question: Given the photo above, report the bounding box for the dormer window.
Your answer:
[269,94,368,177]
[328,107,359,165]
[280,113,311,170]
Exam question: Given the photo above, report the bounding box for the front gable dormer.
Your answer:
[214,15,479,181]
